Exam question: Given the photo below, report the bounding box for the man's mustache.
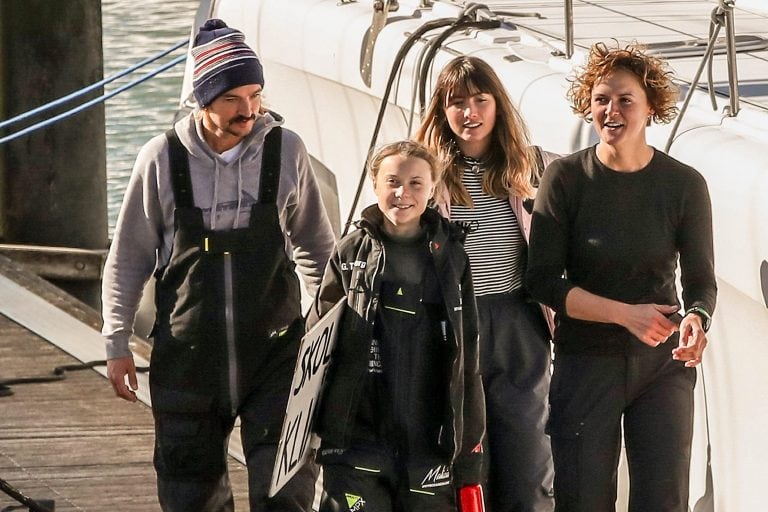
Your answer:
[231,114,257,124]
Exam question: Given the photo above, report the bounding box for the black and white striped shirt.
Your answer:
[450,160,526,296]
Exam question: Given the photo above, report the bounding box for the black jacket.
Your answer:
[307,205,485,486]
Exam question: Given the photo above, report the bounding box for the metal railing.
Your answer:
[564,0,574,59]
[665,0,741,151]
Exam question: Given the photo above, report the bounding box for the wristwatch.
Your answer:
[685,306,712,332]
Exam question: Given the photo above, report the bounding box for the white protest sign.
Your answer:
[269,299,345,496]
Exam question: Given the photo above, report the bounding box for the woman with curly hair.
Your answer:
[526,42,716,511]
[415,55,557,512]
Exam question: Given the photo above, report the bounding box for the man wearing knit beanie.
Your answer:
[102,17,334,512]
[192,18,264,108]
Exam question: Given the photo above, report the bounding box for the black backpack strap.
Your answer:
[164,128,194,208]
[258,127,282,204]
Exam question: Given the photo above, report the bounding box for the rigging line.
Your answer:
[578,0,768,67]
[500,18,590,55]
[344,6,504,233]
[417,19,501,116]
[509,0,706,54]
[665,7,724,153]
[416,2,501,114]
[706,10,721,111]
[0,38,189,131]
[692,362,715,512]
[0,452,67,512]
[0,360,149,396]
[577,0,701,40]
[0,54,186,146]
[406,38,434,136]
[0,478,54,512]
[342,17,457,236]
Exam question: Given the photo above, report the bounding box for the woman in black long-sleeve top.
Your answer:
[526,42,716,512]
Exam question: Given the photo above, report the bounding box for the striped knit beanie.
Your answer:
[192,19,264,107]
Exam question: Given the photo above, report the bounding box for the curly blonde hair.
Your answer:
[568,41,679,124]
[414,56,536,205]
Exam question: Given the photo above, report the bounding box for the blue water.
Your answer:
[103,0,198,235]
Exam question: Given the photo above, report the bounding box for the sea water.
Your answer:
[103,0,198,235]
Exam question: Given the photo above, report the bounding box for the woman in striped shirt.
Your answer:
[415,55,556,512]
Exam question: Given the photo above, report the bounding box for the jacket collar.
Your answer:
[356,205,461,251]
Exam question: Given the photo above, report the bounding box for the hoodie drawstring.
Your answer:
[234,160,243,229]
[210,159,221,230]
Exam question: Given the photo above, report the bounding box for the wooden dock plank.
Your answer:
[0,257,250,510]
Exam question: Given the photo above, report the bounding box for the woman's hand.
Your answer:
[672,313,708,367]
[620,303,680,347]
[564,288,679,347]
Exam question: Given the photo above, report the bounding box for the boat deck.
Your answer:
[478,0,768,108]
[0,256,250,511]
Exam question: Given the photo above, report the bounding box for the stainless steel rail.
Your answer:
[722,0,740,116]
[565,0,574,59]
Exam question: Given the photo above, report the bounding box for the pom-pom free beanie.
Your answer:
[191,19,264,107]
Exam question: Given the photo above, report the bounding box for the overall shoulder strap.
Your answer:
[258,127,282,204]
[164,128,194,208]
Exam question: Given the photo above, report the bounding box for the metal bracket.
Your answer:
[720,0,740,116]
[359,0,400,87]
[0,244,107,281]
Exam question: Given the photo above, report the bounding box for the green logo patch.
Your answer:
[345,492,366,511]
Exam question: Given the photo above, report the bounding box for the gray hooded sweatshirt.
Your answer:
[101,110,335,359]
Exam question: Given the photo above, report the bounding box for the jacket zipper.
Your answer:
[451,283,461,459]
[366,241,384,322]
[344,242,383,442]
[223,252,239,416]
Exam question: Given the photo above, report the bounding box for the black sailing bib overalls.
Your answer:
[148,128,318,510]
[150,128,303,432]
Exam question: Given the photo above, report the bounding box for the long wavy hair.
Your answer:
[414,56,536,205]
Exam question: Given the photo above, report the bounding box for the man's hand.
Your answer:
[107,356,138,402]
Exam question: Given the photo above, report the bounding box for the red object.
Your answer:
[458,484,485,512]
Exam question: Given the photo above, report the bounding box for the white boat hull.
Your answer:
[183,1,768,509]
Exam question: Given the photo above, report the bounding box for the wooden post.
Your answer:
[0,0,108,309]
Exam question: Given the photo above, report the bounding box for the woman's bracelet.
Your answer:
[685,306,712,332]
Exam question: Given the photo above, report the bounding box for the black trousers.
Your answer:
[320,448,456,512]
[476,292,555,512]
[150,382,317,512]
[548,344,696,512]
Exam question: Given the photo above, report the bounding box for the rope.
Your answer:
[691,362,715,512]
[0,360,149,397]
[341,16,457,235]
[0,54,186,146]
[0,38,189,131]
[342,6,502,235]
[416,17,500,116]
[0,478,55,512]
[0,360,150,508]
